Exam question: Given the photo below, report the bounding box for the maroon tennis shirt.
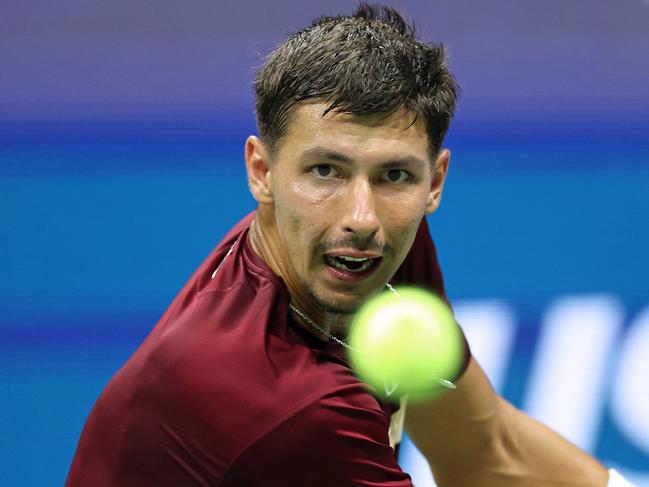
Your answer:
[66,212,460,486]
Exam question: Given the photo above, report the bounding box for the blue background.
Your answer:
[2,1,648,485]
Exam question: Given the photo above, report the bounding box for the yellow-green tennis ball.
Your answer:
[348,287,463,402]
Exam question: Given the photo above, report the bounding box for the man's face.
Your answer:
[249,102,448,315]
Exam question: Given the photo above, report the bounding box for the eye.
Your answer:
[383,169,410,183]
[310,164,340,179]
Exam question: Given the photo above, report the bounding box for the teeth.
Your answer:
[326,255,376,273]
[335,259,373,272]
[339,256,370,262]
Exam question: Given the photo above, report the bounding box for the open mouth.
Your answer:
[324,255,382,273]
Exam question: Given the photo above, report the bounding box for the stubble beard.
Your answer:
[303,272,389,317]
[306,285,361,316]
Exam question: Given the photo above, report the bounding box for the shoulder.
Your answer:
[222,386,413,487]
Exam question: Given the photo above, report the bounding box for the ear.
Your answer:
[425,149,450,215]
[245,135,274,204]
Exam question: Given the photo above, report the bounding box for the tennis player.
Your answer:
[66,4,633,486]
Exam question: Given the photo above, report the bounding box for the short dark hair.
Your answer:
[254,3,460,159]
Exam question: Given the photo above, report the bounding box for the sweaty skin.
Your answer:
[246,102,449,339]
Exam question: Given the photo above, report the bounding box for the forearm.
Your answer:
[433,397,608,487]
[405,358,609,486]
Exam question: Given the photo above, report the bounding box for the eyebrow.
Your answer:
[297,146,428,169]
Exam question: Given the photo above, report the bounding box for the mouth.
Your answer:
[323,253,382,281]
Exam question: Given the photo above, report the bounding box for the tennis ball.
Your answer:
[348,287,464,402]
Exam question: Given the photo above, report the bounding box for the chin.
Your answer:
[309,289,364,316]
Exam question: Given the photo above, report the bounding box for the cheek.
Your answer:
[380,196,428,256]
[276,203,319,263]
[288,212,301,235]
[391,220,421,257]
[278,181,332,235]
[382,190,428,225]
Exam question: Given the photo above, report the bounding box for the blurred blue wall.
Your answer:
[2,1,648,484]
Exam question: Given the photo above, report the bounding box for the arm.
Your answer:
[404,356,609,486]
[396,219,611,485]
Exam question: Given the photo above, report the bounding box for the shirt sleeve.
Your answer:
[221,389,414,487]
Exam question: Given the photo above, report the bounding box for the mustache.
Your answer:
[316,238,390,255]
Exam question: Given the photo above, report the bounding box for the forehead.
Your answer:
[277,102,431,164]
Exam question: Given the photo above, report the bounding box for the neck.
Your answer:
[248,205,347,340]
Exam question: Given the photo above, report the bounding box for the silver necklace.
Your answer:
[288,303,354,350]
[287,284,401,350]
[288,286,456,390]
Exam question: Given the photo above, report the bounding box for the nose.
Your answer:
[340,177,380,241]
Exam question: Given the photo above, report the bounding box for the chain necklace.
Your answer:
[287,285,456,390]
[288,303,354,350]
[287,284,401,351]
